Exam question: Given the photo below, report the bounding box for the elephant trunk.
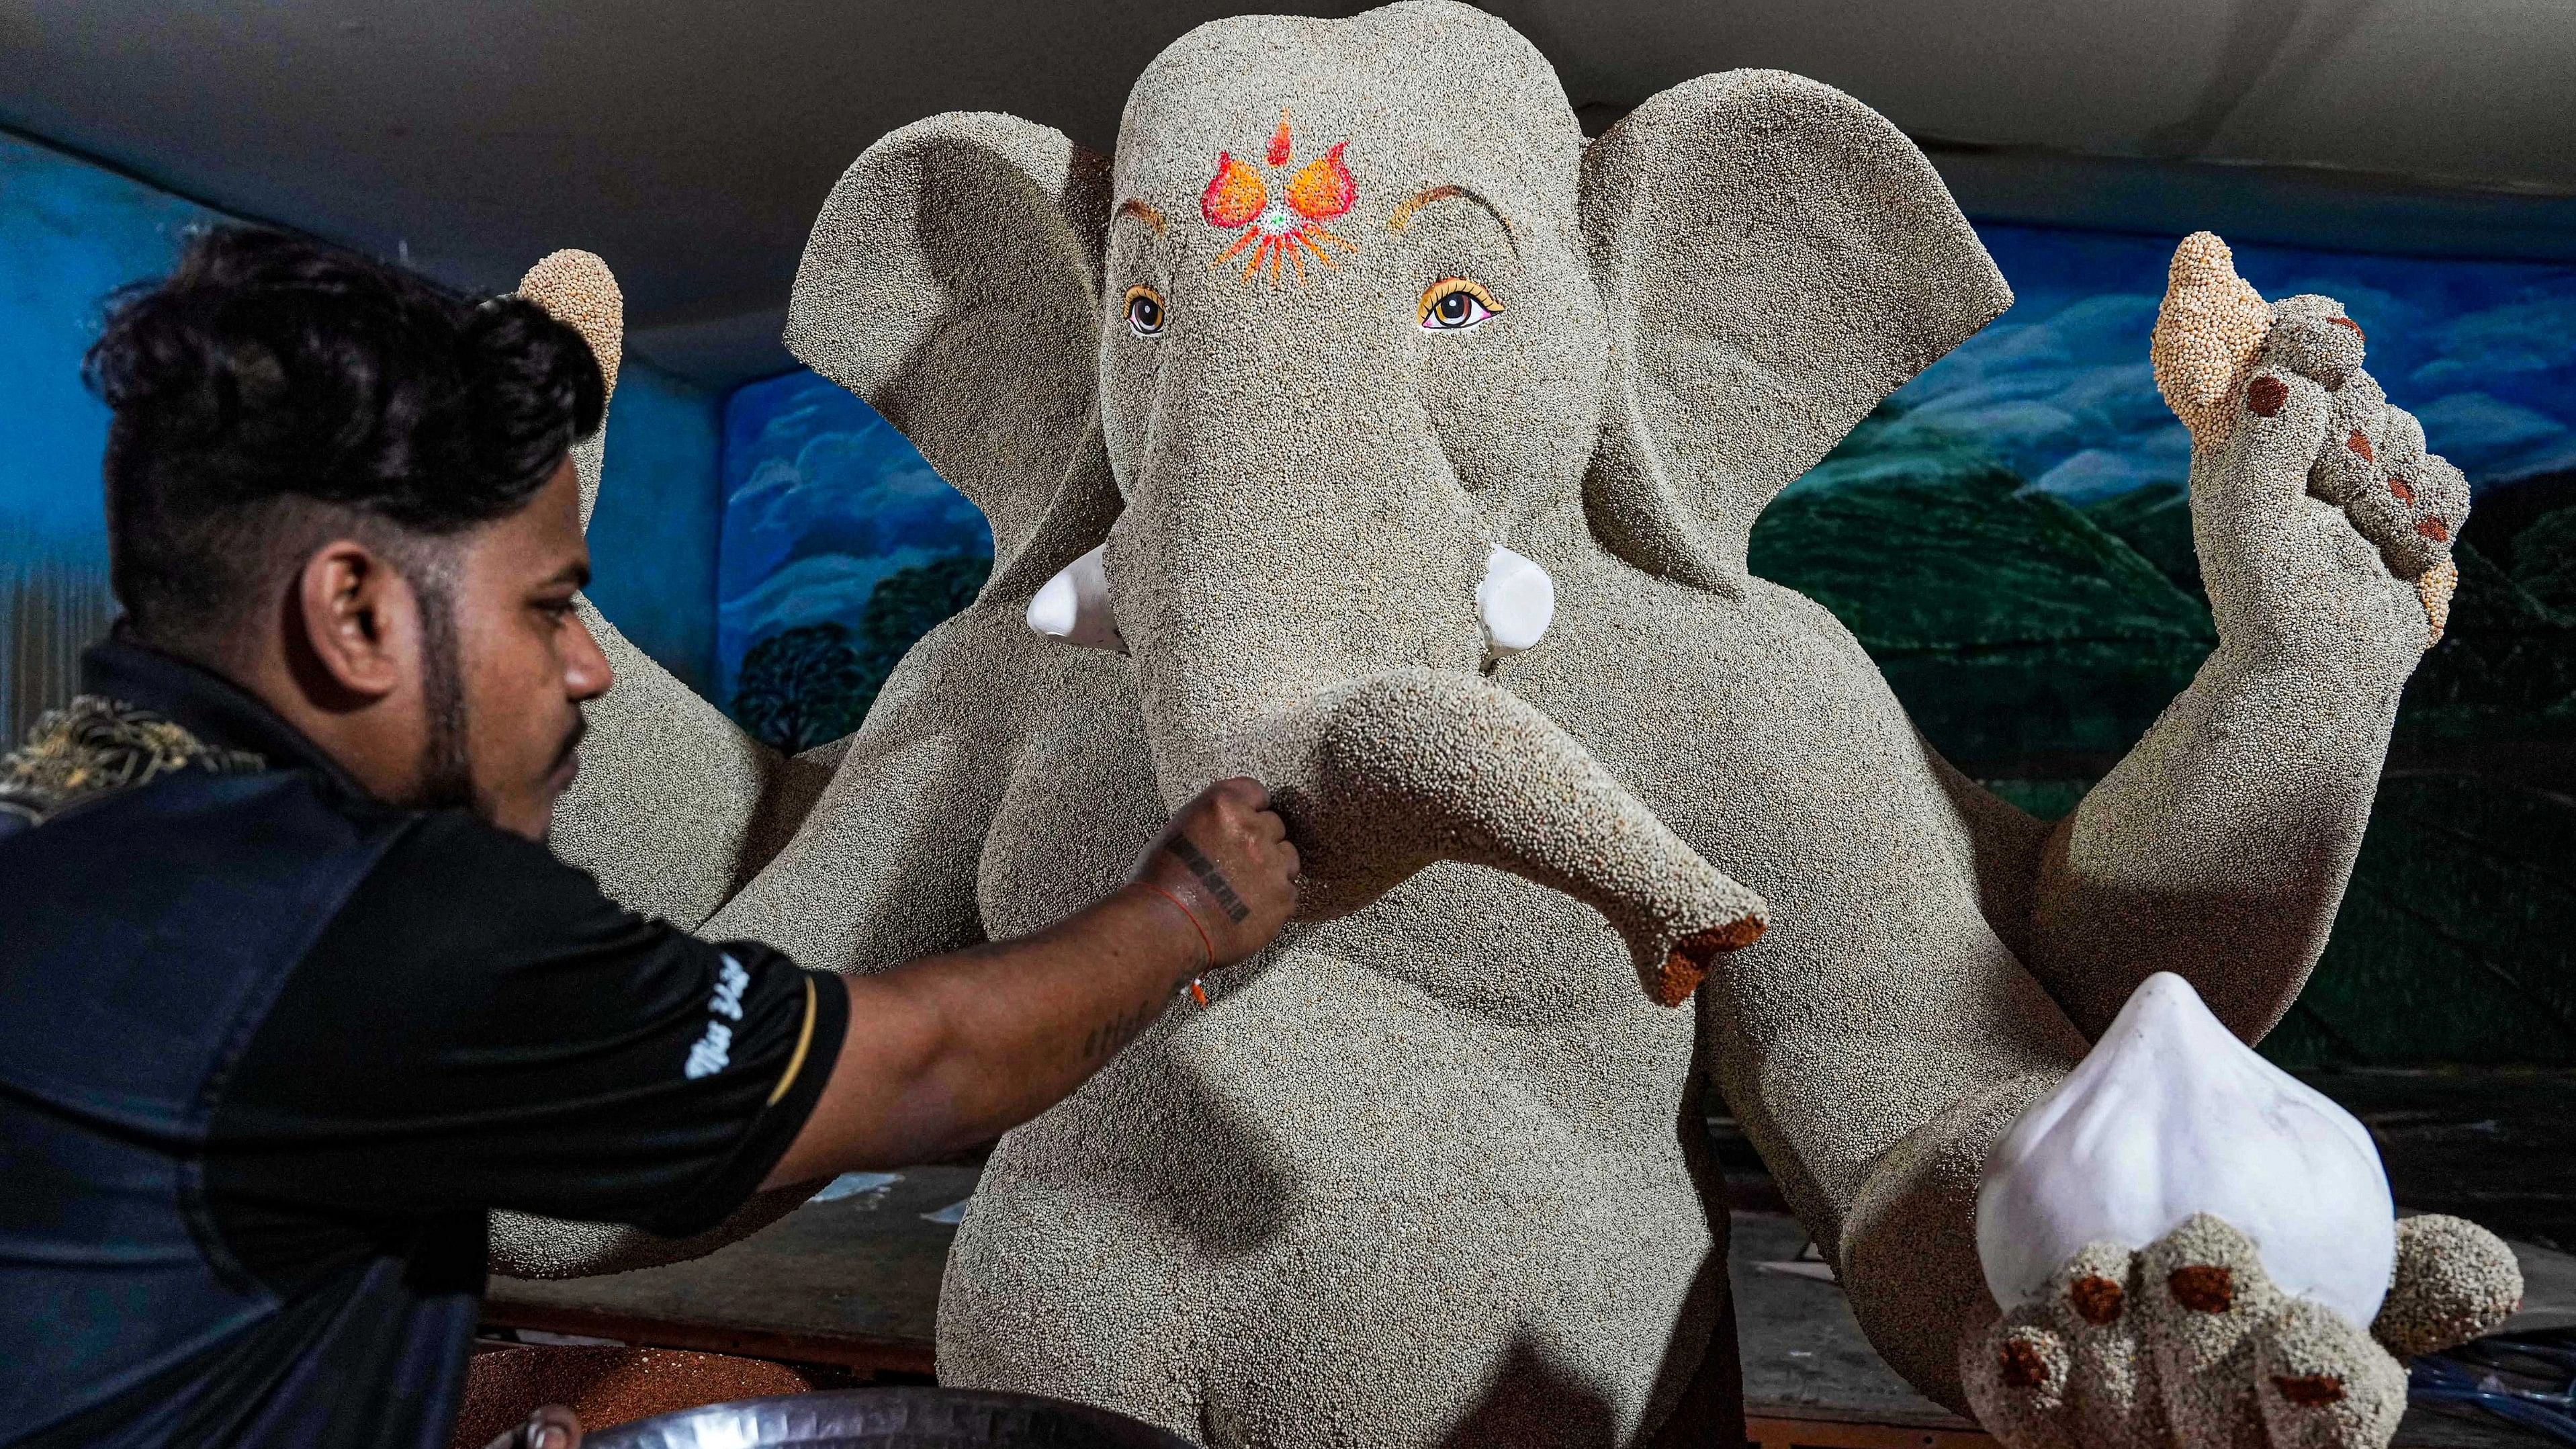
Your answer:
[1099,328,1765,1001]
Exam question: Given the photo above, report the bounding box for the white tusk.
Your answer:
[1975,972,2395,1326]
[1476,545,1554,659]
[1026,543,1126,653]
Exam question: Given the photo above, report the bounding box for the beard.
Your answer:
[404,574,588,829]
[409,576,477,814]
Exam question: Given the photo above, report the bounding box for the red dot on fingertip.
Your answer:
[2274,1373,2348,1407]
[2391,476,2415,504]
[2169,1264,2235,1313]
[1999,1339,2050,1389]
[2248,377,2291,417]
[2417,517,2449,541]
[2347,430,2374,462]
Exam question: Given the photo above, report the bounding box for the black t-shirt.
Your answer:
[206,809,847,1277]
[0,636,850,1449]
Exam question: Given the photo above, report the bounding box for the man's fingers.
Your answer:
[1210,776,1270,812]
[1138,778,1301,969]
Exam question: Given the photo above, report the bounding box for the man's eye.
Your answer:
[1124,285,1165,338]
[1418,278,1499,332]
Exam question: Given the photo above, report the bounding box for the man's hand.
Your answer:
[762,779,1300,1187]
[1126,778,1300,971]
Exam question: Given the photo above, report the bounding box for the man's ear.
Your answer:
[292,541,414,703]
[786,112,1119,602]
[1580,71,2012,597]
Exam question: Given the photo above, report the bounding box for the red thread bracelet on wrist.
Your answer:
[1134,879,1215,993]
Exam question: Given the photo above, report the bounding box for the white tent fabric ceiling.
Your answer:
[6,0,2571,386]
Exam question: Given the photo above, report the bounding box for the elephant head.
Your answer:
[785,0,2005,1002]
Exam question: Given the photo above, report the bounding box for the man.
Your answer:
[0,226,1299,1449]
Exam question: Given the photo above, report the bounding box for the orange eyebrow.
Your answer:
[1386,185,1465,232]
[1387,184,1517,258]
[1117,199,1168,234]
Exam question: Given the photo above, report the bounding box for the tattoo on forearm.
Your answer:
[1167,834,1251,922]
[1081,997,1162,1063]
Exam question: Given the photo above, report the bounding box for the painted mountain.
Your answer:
[1749,223,2576,1067]
[714,220,2574,1064]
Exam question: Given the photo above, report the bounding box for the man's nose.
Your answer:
[566,609,614,701]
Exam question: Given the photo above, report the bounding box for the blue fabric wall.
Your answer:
[591,360,723,693]
[0,128,723,700]
[0,129,212,563]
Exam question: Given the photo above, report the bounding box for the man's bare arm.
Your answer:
[762,779,1297,1188]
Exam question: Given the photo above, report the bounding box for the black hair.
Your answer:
[83,224,606,650]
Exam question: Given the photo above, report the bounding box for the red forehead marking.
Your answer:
[1199,113,1359,287]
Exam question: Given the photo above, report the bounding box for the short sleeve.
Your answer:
[204,809,847,1237]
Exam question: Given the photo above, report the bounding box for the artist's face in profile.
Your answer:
[431,457,611,840]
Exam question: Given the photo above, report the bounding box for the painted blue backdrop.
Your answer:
[717,371,990,707]
[1904,224,2576,499]
[0,128,727,715]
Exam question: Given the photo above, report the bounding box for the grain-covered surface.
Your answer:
[450,1345,807,1448]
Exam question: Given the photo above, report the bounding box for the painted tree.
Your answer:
[731,553,993,753]
[731,621,869,752]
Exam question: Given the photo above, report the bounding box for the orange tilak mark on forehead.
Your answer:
[1201,153,1267,229]
[1286,143,1355,222]
[1199,112,1358,288]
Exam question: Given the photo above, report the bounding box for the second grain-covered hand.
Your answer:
[2152,231,2470,659]
[1961,975,2522,1449]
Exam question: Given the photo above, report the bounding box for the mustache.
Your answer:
[551,711,589,776]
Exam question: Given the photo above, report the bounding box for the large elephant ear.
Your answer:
[517,249,623,530]
[786,112,1118,599]
[1581,71,2010,595]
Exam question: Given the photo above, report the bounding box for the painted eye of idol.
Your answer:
[1124,285,1166,338]
[1418,278,1499,332]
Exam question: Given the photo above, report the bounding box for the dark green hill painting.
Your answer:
[1754,415,2576,1067]
[1741,220,2576,1067]
[1752,407,2213,769]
